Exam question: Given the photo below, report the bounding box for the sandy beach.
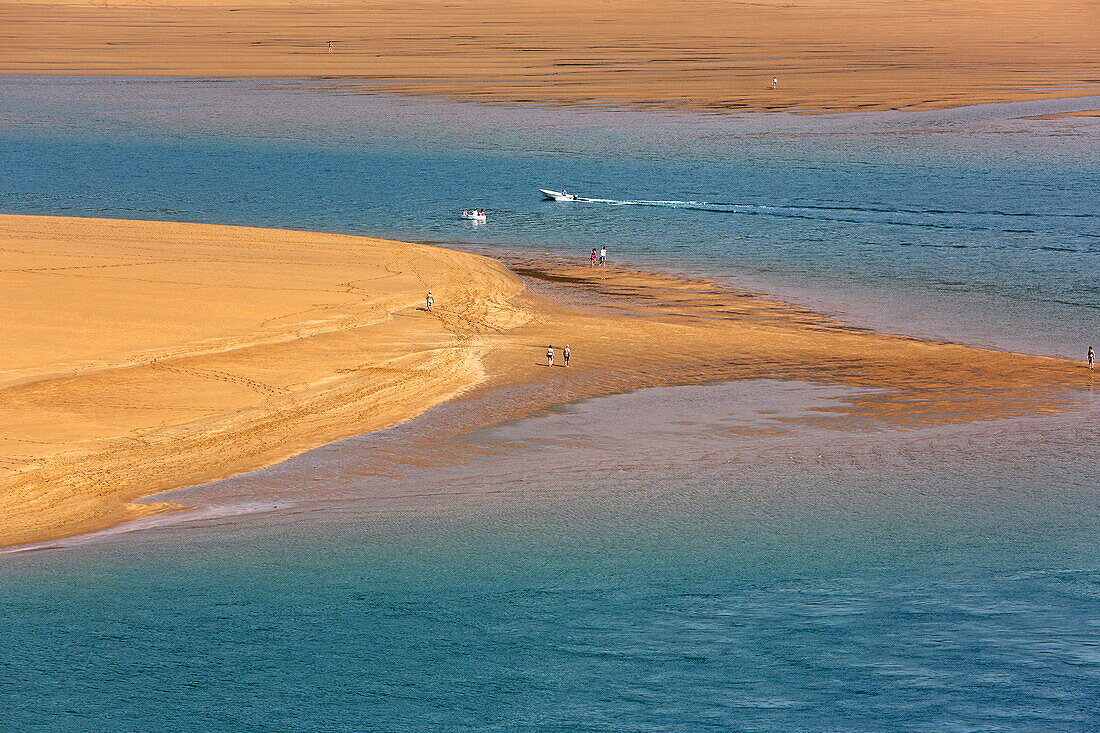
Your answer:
[3,0,1099,113]
[0,215,529,546]
[2,2,1097,719]
[0,214,1090,548]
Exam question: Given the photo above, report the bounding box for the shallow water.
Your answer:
[1,78,1099,730]
[3,384,1099,731]
[1,77,1097,356]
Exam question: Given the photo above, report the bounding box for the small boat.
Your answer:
[539,188,579,202]
[459,209,487,221]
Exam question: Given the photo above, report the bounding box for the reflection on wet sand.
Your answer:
[0,217,1089,549]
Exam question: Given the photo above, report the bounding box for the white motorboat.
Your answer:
[539,188,579,202]
[459,210,487,221]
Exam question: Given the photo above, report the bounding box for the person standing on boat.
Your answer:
[590,249,598,266]
[546,345,555,367]
[426,291,434,312]
[599,247,607,265]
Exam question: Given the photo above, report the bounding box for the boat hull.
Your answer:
[539,188,579,201]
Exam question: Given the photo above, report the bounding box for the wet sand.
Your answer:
[1025,110,1100,120]
[0,215,1091,548]
[3,0,1099,113]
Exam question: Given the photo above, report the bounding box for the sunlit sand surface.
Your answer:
[3,0,1099,112]
[0,215,525,545]
[0,215,1090,548]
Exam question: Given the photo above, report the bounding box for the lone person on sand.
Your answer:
[772,76,778,89]
[1089,346,1095,369]
[563,344,571,367]
[546,345,555,367]
[426,291,434,312]
[599,246,607,265]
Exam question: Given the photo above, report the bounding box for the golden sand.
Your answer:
[0,215,527,546]
[3,0,1099,112]
[0,215,1090,548]
[1026,110,1100,120]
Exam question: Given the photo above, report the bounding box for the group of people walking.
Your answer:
[426,290,572,368]
[427,287,1093,375]
[546,344,570,367]
[589,247,607,266]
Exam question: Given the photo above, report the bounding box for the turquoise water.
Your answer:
[1,78,1099,730]
[1,77,1098,355]
[3,401,1100,731]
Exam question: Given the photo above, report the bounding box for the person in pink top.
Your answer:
[590,249,598,266]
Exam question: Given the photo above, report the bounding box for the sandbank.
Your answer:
[0,215,1090,548]
[0,215,526,546]
[1025,110,1100,120]
[2,0,1099,113]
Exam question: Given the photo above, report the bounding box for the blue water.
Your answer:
[1,77,1099,730]
[3,415,1100,731]
[1,76,1098,355]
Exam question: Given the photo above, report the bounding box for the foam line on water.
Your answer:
[573,197,1100,238]
[581,196,1097,219]
[0,501,289,554]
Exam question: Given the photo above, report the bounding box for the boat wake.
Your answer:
[573,196,1099,238]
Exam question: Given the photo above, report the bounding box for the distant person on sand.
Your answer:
[772,76,778,89]
[563,344,571,367]
[599,247,607,265]
[328,41,335,54]
[546,345,555,367]
[590,248,598,266]
[425,291,434,312]
[1089,346,1095,369]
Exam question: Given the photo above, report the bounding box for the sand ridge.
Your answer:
[2,0,1099,113]
[0,215,1091,548]
[0,215,529,546]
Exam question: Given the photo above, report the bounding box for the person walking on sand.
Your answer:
[425,291,434,312]
[546,345,555,367]
[599,246,607,265]
[1089,346,1095,369]
[563,344,571,367]
[590,248,598,266]
[771,76,778,89]
[328,40,335,54]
